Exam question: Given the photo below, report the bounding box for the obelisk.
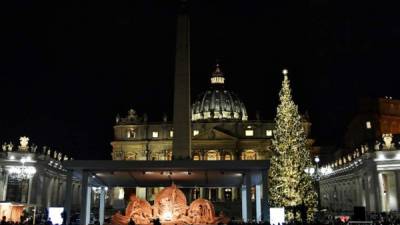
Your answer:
[172,1,191,159]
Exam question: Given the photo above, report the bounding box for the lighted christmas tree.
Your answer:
[269,69,317,222]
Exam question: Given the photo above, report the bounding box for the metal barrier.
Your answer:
[347,221,373,225]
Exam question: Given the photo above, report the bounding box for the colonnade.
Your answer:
[320,169,400,213]
[64,170,270,225]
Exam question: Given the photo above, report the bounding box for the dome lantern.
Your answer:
[210,64,225,85]
[192,64,248,122]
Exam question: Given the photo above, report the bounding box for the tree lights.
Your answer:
[269,69,317,222]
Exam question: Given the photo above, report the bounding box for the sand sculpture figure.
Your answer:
[153,184,188,222]
[112,194,152,225]
[111,185,227,225]
[187,198,216,224]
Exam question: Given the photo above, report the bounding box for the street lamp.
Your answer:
[7,157,36,181]
[304,156,322,210]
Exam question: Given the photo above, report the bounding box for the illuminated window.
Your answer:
[242,150,256,160]
[167,150,172,160]
[224,154,232,160]
[127,128,136,138]
[266,130,273,137]
[170,130,174,138]
[193,154,200,161]
[206,150,218,160]
[224,188,232,201]
[204,112,211,119]
[245,130,254,136]
[211,77,225,84]
[193,130,199,136]
[118,188,125,200]
[152,132,159,138]
[366,121,372,129]
[251,187,256,200]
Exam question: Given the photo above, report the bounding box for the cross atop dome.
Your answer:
[210,64,225,85]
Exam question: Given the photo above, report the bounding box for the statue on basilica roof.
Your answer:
[7,142,14,151]
[127,109,138,121]
[19,136,29,151]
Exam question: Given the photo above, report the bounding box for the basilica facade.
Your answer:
[110,64,313,206]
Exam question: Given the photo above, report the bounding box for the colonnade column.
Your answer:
[364,174,371,212]
[232,187,237,201]
[218,188,224,202]
[80,171,91,225]
[1,173,8,201]
[395,171,400,211]
[373,170,381,212]
[255,185,262,222]
[261,171,269,222]
[199,187,204,198]
[99,188,106,225]
[241,173,252,222]
[64,171,73,225]
[27,177,33,204]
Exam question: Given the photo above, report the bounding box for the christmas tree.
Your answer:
[269,69,317,222]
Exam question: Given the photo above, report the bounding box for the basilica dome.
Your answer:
[192,64,248,121]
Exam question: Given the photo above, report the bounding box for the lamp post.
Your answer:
[7,157,36,181]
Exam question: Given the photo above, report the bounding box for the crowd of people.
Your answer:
[4,213,400,225]
[1,216,23,225]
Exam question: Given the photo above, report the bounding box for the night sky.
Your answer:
[1,1,399,159]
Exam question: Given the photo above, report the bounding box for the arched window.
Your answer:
[224,154,232,160]
[224,188,232,201]
[206,150,219,160]
[193,153,200,161]
[242,150,256,160]
[167,150,173,161]
[127,128,136,139]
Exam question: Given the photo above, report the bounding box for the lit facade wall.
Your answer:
[111,118,313,161]
[320,150,400,213]
[0,151,80,210]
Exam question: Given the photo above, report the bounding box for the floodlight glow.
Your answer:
[162,211,173,221]
[270,208,285,225]
[118,188,125,200]
[48,207,64,225]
